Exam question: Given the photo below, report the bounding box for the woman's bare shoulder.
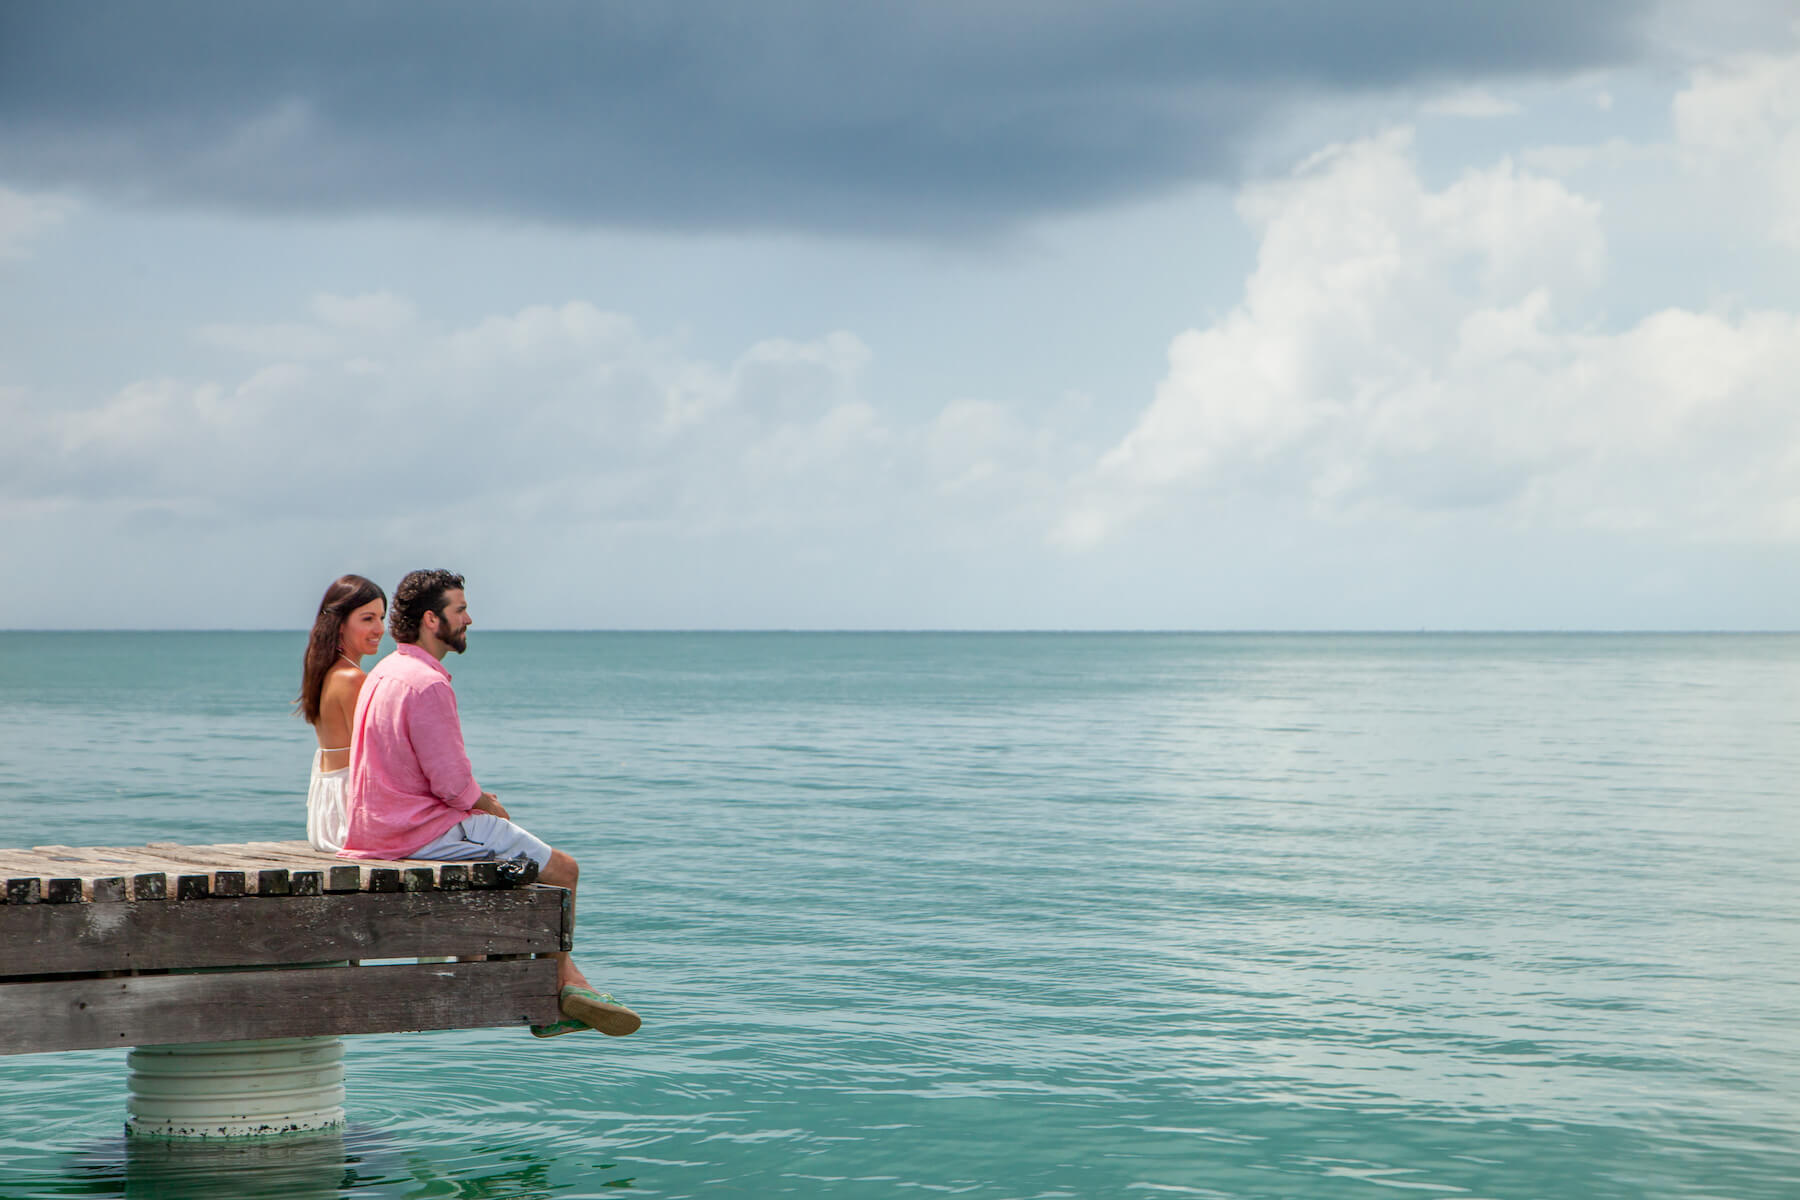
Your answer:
[321,662,368,703]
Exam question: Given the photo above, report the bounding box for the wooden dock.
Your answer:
[0,842,567,1055]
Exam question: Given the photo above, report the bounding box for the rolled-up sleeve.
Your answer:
[405,681,483,811]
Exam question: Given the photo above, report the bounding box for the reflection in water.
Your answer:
[53,1125,570,1200]
[59,1130,349,1200]
[122,1132,349,1200]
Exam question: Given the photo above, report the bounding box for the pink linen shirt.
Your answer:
[341,643,483,859]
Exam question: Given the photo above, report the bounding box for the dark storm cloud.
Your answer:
[0,0,1651,234]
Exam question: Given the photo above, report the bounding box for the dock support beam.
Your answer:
[126,1037,346,1138]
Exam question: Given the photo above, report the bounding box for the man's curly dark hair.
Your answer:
[390,569,465,644]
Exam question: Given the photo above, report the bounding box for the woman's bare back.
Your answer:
[316,661,366,771]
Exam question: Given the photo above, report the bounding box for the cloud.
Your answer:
[0,185,73,257]
[0,0,1652,235]
[195,292,420,359]
[0,297,1080,554]
[310,291,417,335]
[1060,125,1800,548]
[1421,89,1523,119]
[194,321,338,359]
[1671,40,1800,246]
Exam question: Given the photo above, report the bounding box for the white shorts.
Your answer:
[410,813,553,870]
[306,752,349,854]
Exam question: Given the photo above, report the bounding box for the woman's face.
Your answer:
[340,598,386,660]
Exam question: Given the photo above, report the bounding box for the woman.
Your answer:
[297,574,387,852]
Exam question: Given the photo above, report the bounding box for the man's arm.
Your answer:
[405,682,484,812]
[472,791,510,819]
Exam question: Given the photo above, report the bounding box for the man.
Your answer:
[343,568,638,1038]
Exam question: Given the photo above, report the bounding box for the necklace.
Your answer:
[339,652,364,670]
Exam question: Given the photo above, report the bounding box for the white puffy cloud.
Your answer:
[12,34,1800,630]
[1671,40,1800,247]
[1061,116,1800,550]
[1,297,1071,552]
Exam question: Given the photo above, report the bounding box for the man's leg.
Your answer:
[407,819,640,1036]
[534,848,588,991]
[536,845,640,1036]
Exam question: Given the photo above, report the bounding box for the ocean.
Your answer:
[0,631,1796,1198]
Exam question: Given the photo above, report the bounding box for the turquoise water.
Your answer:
[0,632,1797,1198]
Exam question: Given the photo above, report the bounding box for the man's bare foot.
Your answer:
[557,958,592,992]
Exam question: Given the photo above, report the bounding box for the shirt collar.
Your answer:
[396,641,452,680]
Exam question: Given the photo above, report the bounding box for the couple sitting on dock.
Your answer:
[298,568,638,1040]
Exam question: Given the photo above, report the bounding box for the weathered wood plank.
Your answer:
[46,879,84,904]
[221,844,440,882]
[0,842,540,901]
[2,849,101,877]
[0,888,567,977]
[140,843,450,889]
[31,844,135,860]
[0,959,561,1054]
[325,865,362,893]
[29,846,160,873]
[5,848,217,899]
[49,847,228,879]
[238,841,348,864]
[0,850,63,873]
[133,846,309,894]
[131,845,269,875]
[150,843,329,874]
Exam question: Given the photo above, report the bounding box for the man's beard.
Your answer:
[442,626,468,654]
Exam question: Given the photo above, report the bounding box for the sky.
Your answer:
[2,0,1798,630]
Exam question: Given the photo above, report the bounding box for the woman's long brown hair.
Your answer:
[297,574,387,725]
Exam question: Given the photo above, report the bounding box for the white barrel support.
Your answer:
[125,1037,346,1139]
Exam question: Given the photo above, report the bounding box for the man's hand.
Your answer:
[474,791,510,820]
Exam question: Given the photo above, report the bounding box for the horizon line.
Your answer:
[3,627,1796,636]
